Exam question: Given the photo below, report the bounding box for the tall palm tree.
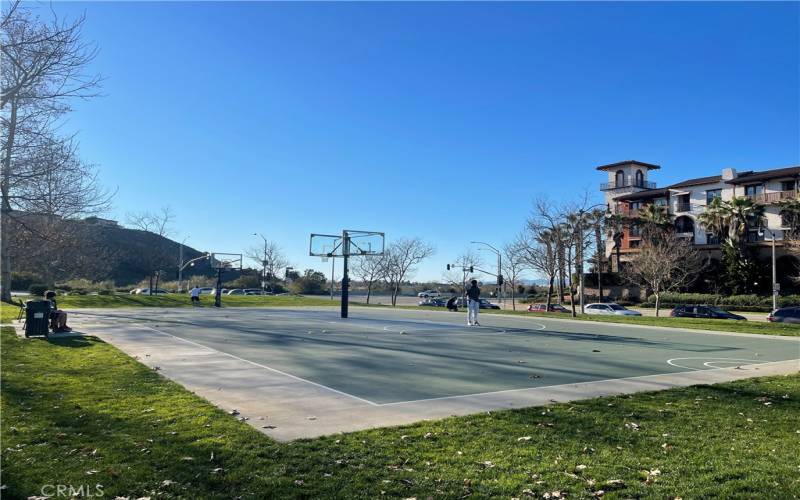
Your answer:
[637,204,671,242]
[590,209,606,301]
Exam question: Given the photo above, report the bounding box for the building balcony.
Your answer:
[611,206,640,218]
[745,190,798,204]
[671,203,702,213]
[600,180,656,191]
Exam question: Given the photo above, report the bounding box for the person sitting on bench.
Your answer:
[44,290,71,333]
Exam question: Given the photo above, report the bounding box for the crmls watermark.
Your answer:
[40,484,105,497]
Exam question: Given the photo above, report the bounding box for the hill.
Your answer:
[8,214,232,287]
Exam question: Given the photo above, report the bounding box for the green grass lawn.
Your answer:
[2,319,799,498]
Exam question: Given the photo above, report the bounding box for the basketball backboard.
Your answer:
[309,230,384,257]
[209,253,243,271]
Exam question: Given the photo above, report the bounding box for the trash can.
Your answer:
[24,300,51,337]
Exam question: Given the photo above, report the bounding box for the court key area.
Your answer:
[69,307,800,441]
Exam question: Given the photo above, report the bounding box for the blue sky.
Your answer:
[52,1,799,281]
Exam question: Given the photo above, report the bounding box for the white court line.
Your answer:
[136,324,380,407]
[376,359,796,407]
[666,357,764,371]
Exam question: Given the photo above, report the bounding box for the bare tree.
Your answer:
[383,238,435,306]
[517,229,558,311]
[524,198,566,311]
[1,2,103,300]
[622,235,704,316]
[245,240,288,291]
[501,242,527,311]
[442,250,482,295]
[126,207,174,295]
[352,255,385,304]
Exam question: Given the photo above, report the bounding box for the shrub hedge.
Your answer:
[641,293,800,312]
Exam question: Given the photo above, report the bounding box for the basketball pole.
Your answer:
[214,267,223,308]
[341,230,350,318]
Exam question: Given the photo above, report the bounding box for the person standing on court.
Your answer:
[190,285,202,306]
[466,279,481,326]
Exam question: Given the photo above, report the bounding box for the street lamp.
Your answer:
[471,241,503,305]
[577,204,608,314]
[177,235,189,292]
[254,233,268,293]
[758,226,786,312]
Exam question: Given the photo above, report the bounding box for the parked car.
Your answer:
[454,297,500,309]
[419,298,447,307]
[243,288,273,295]
[132,288,169,295]
[670,305,746,320]
[767,306,800,324]
[226,289,245,295]
[196,287,214,295]
[584,303,642,316]
[209,288,229,296]
[417,290,441,298]
[527,303,570,313]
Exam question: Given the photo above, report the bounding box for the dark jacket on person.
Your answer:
[466,285,481,301]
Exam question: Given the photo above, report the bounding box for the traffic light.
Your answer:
[469,266,474,273]
[498,274,504,286]
[446,264,451,271]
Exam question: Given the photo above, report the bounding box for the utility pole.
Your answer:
[759,227,780,311]
[471,241,503,306]
[254,233,268,293]
[178,236,189,292]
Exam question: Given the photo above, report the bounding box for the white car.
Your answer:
[417,290,441,298]
[584,303,642,316]
[188,287,214,295]
[132,288,169,295]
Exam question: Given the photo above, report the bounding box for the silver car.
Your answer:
[584,303,642,316]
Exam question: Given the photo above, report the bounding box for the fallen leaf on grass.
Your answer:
[517,436,532,442]
[160,480,176,487]
[604,479,625,489]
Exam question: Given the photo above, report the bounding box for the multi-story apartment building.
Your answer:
[598,160,799,270]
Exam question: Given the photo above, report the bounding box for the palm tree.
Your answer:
[697,196,727,242]
[607,213,626,272]
[698,196,766,294]
[590,209,606,301]
[777,198,800,237]
[725,196,766,244]
[637,204,671,242]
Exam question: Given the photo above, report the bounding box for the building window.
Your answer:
[706,189,722,204]
[629,239,641,248]
[674,216,694,234]
[706,233,720,245]
[629,223,641,237]
[744,184,764,197]
[781,180,797,192]
[635,170,644,187]
[615,170,625,188]
[653,198,668,207]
